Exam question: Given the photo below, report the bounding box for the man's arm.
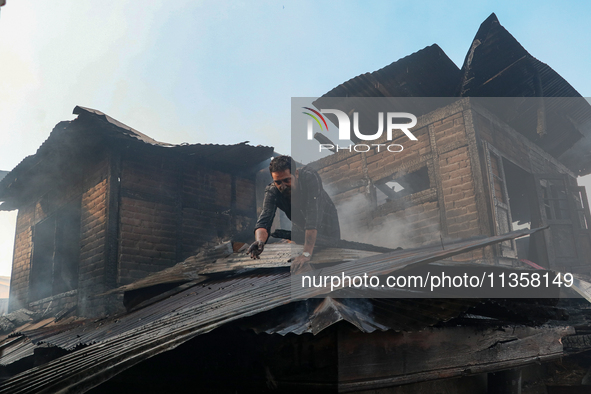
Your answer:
[249,227,269,259]
[291,229,316,273]
[303,229,317,255]
[291,168,324,272]
[255,227,269,243]
[249,186,277,259]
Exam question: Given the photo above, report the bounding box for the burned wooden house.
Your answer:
[1,13,591,394]
[0,106,273,317]
[311,13,591,275]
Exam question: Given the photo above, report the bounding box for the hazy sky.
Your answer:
[0,0,590,277]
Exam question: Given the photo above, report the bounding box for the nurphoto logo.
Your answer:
[302,107,418,153]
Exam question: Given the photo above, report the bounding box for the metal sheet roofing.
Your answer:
[0,338,35,367]
[457,14,583,99]
[239,297,481,336]
[73,106,274,167]
[72,106,172,147]
[103,241,381,295]
[455,13,591,167]
[320,44,461,99]
[0,228,545,393]
[0,106,274,210]
[314,13,591,175]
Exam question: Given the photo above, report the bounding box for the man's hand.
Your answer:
[290,254,312,274]
[248,241,265,259]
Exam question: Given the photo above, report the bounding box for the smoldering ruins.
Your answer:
[0,13,590,394]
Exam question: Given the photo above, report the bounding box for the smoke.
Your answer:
[332,190,441,250]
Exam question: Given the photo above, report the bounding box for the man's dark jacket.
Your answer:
[255,166,340,240]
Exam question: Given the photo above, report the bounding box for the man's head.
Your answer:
[269,155,297,197]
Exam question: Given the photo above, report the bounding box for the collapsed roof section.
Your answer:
[0,106,273,211]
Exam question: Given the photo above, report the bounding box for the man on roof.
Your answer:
[249,155,340,273]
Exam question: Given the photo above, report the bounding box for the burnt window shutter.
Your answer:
[533,174,588,268]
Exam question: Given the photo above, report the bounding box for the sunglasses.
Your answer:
[274,177,292,186]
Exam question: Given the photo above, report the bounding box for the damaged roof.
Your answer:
[321,44,461,99]
[456,13,591,172]
[456,14,581,98]
[316,13,591,175]
[0,106,274,211]
[0,227,579,393]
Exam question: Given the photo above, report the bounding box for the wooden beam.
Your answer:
[337,325,573,392]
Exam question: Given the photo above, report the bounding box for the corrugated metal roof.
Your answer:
[72,106,274,167]
[321,44,461,99]
[0,106,274,210]
[457,14,583,99]
[312,45,461,144]
[313,13,591,175]
[455,14,591,163]
[0,317,83,367]
[0,272,291,393]
[239,297,481,336]
[103,241,381,295]
[0,228,545,393]
[72,106,172,147]
[0,338,35,367]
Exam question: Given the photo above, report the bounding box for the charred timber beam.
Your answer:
[105,150,121,293]
[337,325,573,392]
[428,123,448,236]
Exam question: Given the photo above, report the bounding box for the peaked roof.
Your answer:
[455,13,591,174]
[316,13,591,175]
[457,13,582,98]
[322,44,461,99]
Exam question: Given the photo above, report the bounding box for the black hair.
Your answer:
[269,155,296,174]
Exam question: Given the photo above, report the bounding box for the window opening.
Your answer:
[484,144,516,258]
[503,159,534,260]
[375,167,429,206]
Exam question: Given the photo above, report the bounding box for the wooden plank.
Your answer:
[105,150,121,292]
[337,325,574,392]
[464,108,493,238]
[428,123,448,236]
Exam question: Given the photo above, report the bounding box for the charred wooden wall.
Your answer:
[312,99,590,271]
[8,148,258,316]
[470,103,590,273]
[117,154,179,286]
[76,156,111,316]
[116,152,257,287]
[9,155,109,314]
[8,204,34,311]
[312,101,486,262]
